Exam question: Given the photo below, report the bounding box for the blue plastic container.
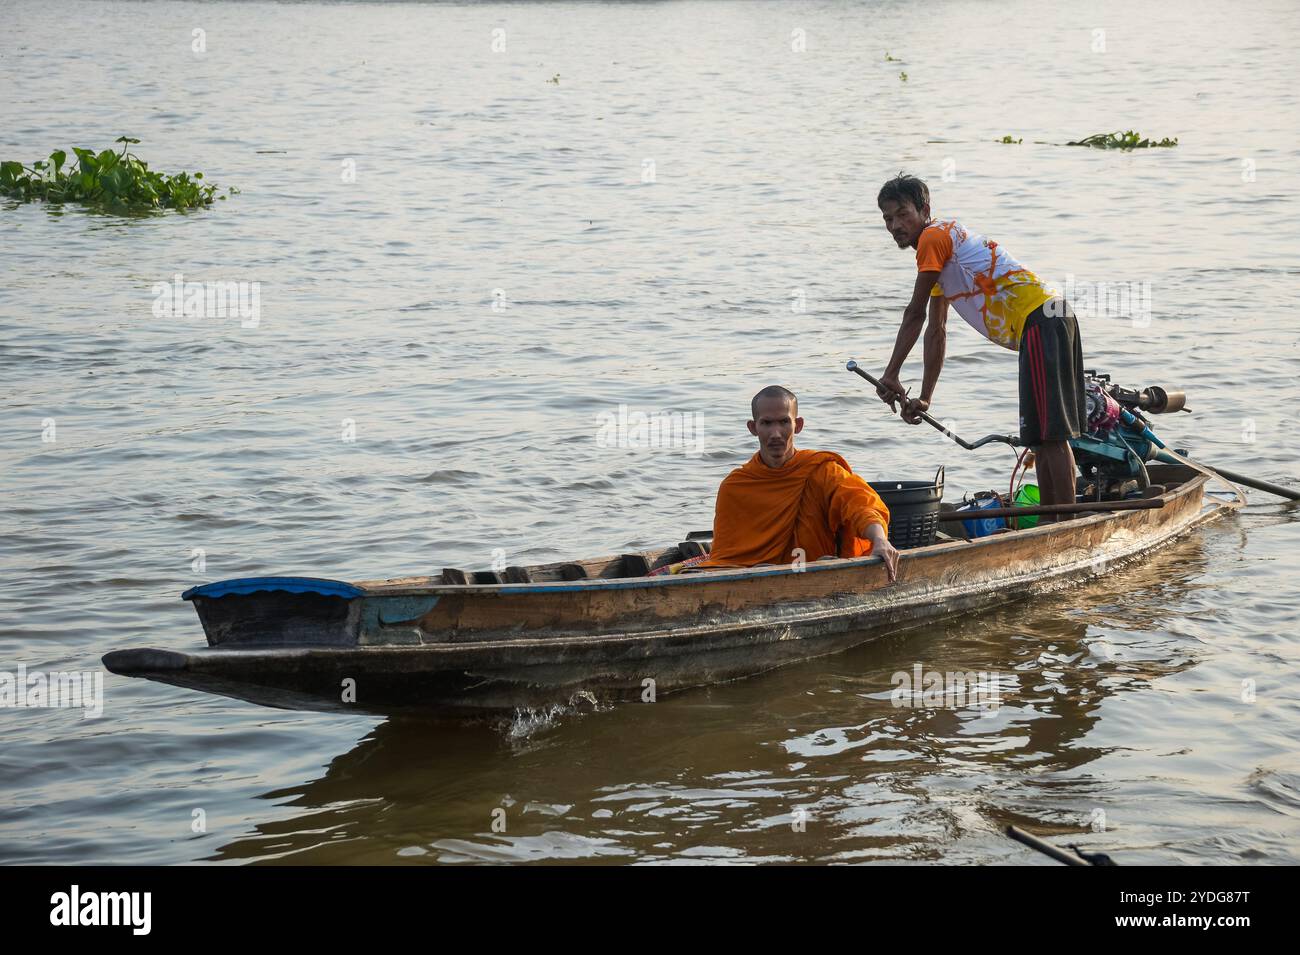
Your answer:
[956,493,1007,538]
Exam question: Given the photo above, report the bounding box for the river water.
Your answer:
[2,0,1298,864]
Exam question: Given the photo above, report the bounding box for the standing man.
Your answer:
[874,173,1087,516]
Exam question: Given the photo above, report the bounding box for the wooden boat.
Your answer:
[102,464,1241,715]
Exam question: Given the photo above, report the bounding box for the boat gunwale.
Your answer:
[117,470,1237,671]
[352,470,1218,597]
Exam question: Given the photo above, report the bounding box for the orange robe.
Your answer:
[698,448,891,568]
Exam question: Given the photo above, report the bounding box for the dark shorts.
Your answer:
[1018,299,1086,445]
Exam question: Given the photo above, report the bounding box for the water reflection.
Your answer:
[208,529,1219,863]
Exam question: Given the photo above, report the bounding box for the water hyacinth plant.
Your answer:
[0,137,235,212]
[1067,130,1178,149]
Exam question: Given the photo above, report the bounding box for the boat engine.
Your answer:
[1070,372,1188,499]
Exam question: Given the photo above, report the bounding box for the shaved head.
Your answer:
[751,385,797,421]
[748,385,803,468]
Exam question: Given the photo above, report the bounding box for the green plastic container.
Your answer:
[1012,483,1040,529]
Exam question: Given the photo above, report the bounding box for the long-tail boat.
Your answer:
[103,462,1242,715]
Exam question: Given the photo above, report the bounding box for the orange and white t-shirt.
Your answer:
[916,219,1055,350]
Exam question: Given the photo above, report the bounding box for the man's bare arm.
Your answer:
[919,293,948,404]
[861,522,899,583]
[877,271,943,409]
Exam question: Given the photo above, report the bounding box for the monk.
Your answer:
[695,386,900,582]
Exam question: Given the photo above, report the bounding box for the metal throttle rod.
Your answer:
[846,360,1020,450]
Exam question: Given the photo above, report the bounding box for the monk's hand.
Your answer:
[900,396,930,425]
[875,374,907,413]
[864,524,900,584]
[877,538,900,583]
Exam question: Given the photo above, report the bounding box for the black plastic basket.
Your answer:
[874,466,944,549]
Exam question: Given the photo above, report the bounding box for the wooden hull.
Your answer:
[102,466,1240,715]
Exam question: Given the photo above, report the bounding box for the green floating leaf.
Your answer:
[0,138,231,214]
[1066,129,1178,149]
